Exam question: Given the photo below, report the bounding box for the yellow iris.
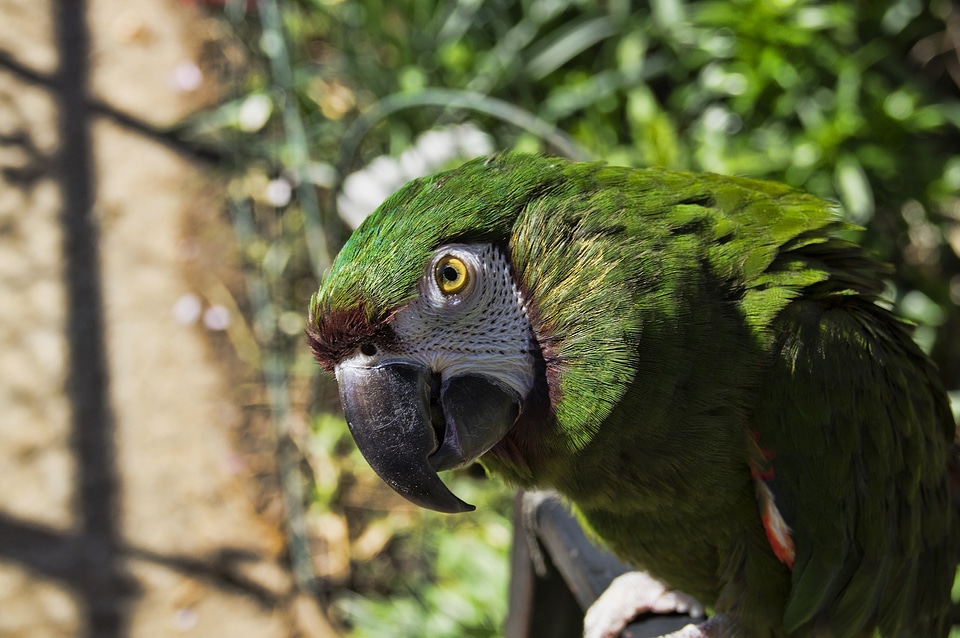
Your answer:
[435,255,469,294]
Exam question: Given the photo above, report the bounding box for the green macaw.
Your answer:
[307,153,959,637]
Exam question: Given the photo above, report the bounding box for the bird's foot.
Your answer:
[583,571,706,638]
[658,614,730,637]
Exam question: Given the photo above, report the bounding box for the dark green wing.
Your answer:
[752,277,957,636]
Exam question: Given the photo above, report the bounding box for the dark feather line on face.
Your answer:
[483,242,563,474]
[503,240,565,414]
[306,304,399,372]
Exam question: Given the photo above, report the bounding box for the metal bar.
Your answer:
[509,492,697,638]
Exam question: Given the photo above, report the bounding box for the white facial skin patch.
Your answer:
[387,243,537,401]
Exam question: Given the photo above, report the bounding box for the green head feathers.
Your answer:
[309,154,576,325]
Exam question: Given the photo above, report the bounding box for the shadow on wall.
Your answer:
[0,4,258,636]
[0,2,128,635]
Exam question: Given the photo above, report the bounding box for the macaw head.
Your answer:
[308,154,568,512]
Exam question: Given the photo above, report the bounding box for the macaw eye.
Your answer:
[435,255,469,295]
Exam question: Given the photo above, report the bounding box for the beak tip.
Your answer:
[399,482,476,514]
[448,500,477,514]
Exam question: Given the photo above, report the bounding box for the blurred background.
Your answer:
[1,0,958,636]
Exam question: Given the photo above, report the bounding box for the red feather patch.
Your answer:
[756,479,795,570]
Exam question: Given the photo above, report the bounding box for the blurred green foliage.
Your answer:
[191,0,960,635]
[328,474,513,637]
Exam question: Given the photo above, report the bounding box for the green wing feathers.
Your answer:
[753,297,955,636]
[503,155,956,635]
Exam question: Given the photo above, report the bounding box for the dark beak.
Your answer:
[336,361,519,513]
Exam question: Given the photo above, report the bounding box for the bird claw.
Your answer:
[657,615,730,637]
[583,571,706,638]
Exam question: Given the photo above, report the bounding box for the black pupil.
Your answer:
[442,265,459,282]
[360,343,377,356]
